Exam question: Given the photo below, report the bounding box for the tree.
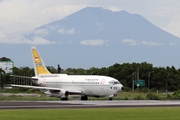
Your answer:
[3,62,180,92]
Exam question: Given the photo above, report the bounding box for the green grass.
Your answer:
[87,92,169,100]
[0,88,173,101]
[0,107,180,120]
[0,96,60,101]
[0,92,172,101]
[116,92,168,100]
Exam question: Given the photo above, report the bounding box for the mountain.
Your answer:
[5,7,180,69]
[33,7,180,45]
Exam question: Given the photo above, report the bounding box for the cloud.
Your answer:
[80,39,108,46]
[57,28,75,34]
[0,31,5,38]
[162,20,180,38]
[121,39,164,46]
[109,7,122,12]
[42,25,60,31]
[0,0,179,45]
[57,28,65,34]
[34,29,49,37]
[48,25,59,31]
[67,28,75,34]
[27,36,56,45]
[67,41,72,44]
[0,0,85,44]
[142,41,163,46]
[0,35,56,45]
[96,22,103,30]
[169,42,177,45]
[121,39,137,46]
[0,35,30,44]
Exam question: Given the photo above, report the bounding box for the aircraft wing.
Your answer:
[11,84,62,90]
[11,84,82,94]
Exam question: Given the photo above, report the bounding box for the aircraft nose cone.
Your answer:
[121,86,124,91]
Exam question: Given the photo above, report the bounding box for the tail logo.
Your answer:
[31,46,51,76]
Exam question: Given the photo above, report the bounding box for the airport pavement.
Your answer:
[0,93,41,97]
[1,100,180,109]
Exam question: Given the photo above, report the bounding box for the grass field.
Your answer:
[0,92,170,101]
[0,107,180,120]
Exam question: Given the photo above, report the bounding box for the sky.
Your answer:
[0,0,180,45]
[0,0,180,69]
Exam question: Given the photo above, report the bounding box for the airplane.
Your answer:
[11,46,124,100]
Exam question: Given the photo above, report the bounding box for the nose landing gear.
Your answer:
[81,95,88,100]
[61,97,68,101]
[109,97,113,101]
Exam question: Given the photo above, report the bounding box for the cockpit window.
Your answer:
[109,81,113,84]
[114,81,120,84]
[109,80,120,84]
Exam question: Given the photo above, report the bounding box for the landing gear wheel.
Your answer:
[109,98,112,101]
[81,95,88,100]
[61,97,68,101]
[85,96,88,100]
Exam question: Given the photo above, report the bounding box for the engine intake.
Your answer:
[60,90,69,97]
[121,86,124,90]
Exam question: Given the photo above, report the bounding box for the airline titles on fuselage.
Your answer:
[85,79,99,81]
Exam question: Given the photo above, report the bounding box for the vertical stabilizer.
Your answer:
[31,46,51,76]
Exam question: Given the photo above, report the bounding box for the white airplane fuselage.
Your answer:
[36,74,123,98]
[11,46,124,100]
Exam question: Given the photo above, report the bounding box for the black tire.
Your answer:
[84,96,88,100]
[81,95,88,100]
[61,97,68,101]
[81,96,84,100]
[109,98,112,101]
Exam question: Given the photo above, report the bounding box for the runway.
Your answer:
[1,100,180,109]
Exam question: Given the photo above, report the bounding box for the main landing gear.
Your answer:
[61,97,68,101]
[81,95,88,100]
[109,97,113,101]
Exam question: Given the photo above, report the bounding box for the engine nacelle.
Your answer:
[32,80,38,85]
[59,90,69,98]
[44,90,68,98]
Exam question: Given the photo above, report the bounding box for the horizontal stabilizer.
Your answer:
[10,75,38,80]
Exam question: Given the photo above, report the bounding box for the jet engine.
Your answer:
[44,90,69,99]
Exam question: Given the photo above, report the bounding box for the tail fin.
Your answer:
[31,46,51,76]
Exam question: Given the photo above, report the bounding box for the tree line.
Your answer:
[0,62,180,92]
